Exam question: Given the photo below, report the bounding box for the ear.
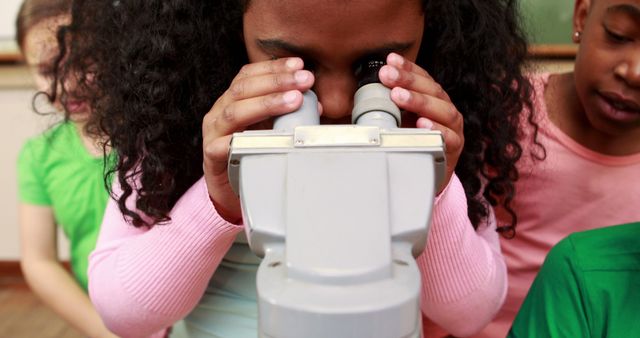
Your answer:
[573,0,591,42]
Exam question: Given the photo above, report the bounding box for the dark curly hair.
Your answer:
[57,0,533,236]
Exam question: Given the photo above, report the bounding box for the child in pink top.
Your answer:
[58,1,534,337]
[477,0,640,336]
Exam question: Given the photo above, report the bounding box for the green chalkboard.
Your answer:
[521,0,577,57]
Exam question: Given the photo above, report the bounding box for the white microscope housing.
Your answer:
[228,79,445,338]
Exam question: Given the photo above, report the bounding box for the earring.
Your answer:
[573,31,582,42]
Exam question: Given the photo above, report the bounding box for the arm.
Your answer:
[19,203,118,338]
[507,238,589,338]
[88,177,243,337]
[417,174,507,337]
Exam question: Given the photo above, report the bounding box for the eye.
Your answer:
[352,53,387,75]
[302,59,317,73]
[38,64,55,78]
[604,27,632,44]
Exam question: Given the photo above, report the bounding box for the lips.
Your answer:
[64,100,88,114]
[595,91,640,124]
[600,92,640,113]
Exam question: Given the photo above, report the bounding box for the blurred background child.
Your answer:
[15,0,117,337]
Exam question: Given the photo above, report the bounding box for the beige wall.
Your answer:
[0,64,70,260]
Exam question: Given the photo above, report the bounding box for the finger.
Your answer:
[203,134,233,176]
[386,52,430,79]
[416,117,434,130]
[415,117,464,182]
[379,65,450,102]
[204,90,304,137]
[227,69,314,101]
[390,87,463,132]
[416,117,463,151]
[236,57,304,80]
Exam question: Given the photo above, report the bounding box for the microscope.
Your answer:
[228,59,446,338]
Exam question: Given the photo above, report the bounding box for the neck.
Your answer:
[72,120,109,157]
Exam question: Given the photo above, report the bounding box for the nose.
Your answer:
[314,72,357,124]
[614,50,640,88]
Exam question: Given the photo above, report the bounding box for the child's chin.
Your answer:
[68,110,91,122]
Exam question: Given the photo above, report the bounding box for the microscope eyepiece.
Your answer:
[355,59,386,88]
[352,58,400,128]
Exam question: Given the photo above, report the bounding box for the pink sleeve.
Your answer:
[417,174,507,337]
[88,177,243,338]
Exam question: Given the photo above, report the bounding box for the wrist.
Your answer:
[209,194,243,224]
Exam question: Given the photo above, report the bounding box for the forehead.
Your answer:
[244,0,424,56]
[24,15,69,65]
[592,0,640,15]
[247,0,422,22]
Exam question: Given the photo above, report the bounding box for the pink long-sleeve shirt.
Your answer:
[474,73,640,338]
[89,173,506,338]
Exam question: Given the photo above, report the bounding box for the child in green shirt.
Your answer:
[509,222,640,337]
[16,1,116,337]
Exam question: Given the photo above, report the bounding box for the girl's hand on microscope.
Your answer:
[202,58,315,222]
[379,52,463,194]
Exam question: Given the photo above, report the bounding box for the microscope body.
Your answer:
[228,78,445,338]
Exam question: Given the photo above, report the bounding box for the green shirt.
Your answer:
[508,222,640,338]
[17,122,111,291]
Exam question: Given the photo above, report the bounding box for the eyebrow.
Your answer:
[257,39,414,59]
[606,4,640,21]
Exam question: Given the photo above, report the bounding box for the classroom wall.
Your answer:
[521,0,574,45]
[0,64,70,260]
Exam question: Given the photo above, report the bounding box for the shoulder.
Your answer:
[20,122,80,159]
[564,222,640,271]
[525,72,550,97]
[514,72,553,159]
[526,72,551,88]
[20,122,71,153]
[539,231,576,275]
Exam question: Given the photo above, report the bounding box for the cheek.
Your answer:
[33,75,52,94]
[574,50,601,87]
[575,38,616,77]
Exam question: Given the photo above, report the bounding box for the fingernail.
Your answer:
[286,58,302,70]
[382,66,399,81]
[392,87,410,102]
[283,90,299,104]
[387,53,404,66]
[417,117,434,130]
[294,70,309,84]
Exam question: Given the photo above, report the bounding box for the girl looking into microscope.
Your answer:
[58,0,534,337]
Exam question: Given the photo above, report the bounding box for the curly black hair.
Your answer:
[58,0,533,236]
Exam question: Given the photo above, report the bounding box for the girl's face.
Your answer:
[243,0,424,124]
[24,14,90,119]
[573,0,640,136]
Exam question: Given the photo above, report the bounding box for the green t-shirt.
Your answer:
[508,222,640,338]
[17,121,112,291]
